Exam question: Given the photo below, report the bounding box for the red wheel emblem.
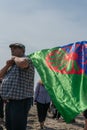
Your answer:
[45,49,83,74]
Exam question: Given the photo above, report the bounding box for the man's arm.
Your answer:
[12,56,29,69]
[0,59,14,78]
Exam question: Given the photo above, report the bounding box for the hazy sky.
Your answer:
[0,0,87,84]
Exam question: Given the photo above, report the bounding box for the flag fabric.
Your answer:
[28,41,87,122]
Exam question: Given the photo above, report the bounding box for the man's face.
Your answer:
[10,46,24,57]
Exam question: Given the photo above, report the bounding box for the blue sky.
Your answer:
[0,0,87,84]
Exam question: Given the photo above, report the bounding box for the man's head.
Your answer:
[9,43,25,57]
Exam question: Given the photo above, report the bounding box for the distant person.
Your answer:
[51,103,61,120]
[0,43,35,130]
[83,110,87,130]
[34,80,51,129]
[0,79,4,130]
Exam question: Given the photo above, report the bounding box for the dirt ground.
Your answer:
[1,104,85,130]
[26,105,85,130]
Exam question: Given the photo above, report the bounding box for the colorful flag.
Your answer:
[28,41,87,122]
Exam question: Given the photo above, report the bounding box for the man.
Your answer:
[0,79,4,130]
[0,43,34,130]
[83,110,87,130]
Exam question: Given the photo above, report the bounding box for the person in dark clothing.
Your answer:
[34,80,51,129]
[50,102,61,119]
[0,79,4,130]
[83,110,87,130]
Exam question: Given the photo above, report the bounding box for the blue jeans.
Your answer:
[5,98,32,130]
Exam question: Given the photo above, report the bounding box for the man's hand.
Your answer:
[0,58,15,78]
[6,59,15,67]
